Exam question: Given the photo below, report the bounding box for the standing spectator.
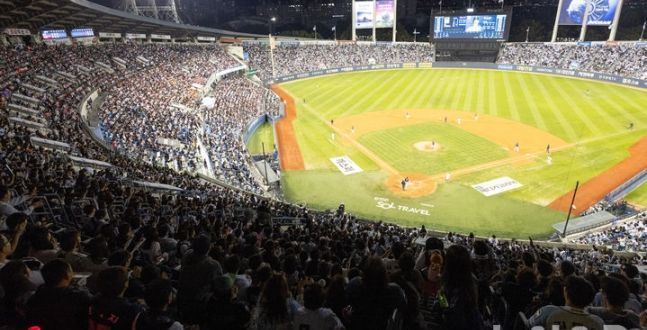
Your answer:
[347,256,405,330]
[250,273,300,330]
[135,279,184,330]
[204,275,251,330]
[437,245,483,330]
[176,235,222,325]
[88,266,143,330]
[293,283,344,330]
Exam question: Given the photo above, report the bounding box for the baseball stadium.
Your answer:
[2,0,647,329]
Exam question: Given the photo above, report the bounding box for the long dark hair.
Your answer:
[260,273,290,323]
[442,245,477,308]
[363,256,388,292]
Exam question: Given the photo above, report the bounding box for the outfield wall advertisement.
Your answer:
[265,62,647,89]
[558,0,620,26]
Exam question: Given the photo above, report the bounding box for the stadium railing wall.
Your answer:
[264,62,647,89]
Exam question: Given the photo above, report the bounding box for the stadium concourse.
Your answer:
[0,39,647,330]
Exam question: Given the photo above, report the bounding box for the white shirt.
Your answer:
[292,308,344,330]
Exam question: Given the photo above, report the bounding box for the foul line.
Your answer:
[281,87,646,185]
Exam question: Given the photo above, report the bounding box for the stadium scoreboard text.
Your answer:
[433,14,509,40]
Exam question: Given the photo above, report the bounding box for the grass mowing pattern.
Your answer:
[359,122,508,175]
[276,69,647,238]
[246,122,274,155]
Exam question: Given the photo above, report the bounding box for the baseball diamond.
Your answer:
[267,68,647,238]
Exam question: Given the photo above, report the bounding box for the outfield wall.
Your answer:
[265,62,647,89]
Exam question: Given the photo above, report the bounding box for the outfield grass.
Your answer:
[275,69,647,237]
[246,122,275,155]
[359,122,508,175]
[626,183,647,207]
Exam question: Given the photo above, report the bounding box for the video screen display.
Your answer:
[71,28,94,38]
[559,0,619,26]
[41,29,68,40]
[433,14,509,40]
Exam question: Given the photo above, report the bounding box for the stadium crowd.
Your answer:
[572,212,647,252]
[2,40,647,330]
[497,43,647,80]
[244,43,434,80]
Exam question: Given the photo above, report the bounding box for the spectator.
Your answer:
[347,256,405,330]
[135,278,183,330]
[529,275,604,330]
[250,273,300,330]
[587,276,641,329]
[293,283,344,330]
[0,260,35,327]
[204,275,251,330]
[437,245,483,330]
[88,266,143,330]
[25,259,91,330]
[176,234,222,325]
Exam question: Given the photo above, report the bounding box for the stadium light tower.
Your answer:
[120,0,181,23]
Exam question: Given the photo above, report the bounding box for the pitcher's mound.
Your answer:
[386,173,438,198]
[414,141,441,153]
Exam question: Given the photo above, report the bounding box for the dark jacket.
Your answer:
[26,286,91,330]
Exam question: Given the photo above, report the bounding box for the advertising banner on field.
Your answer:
[375,0,395,28]
[355,1,375,29]
[330,156,363,175]
[472,176,522,196]
[558,0,620,26]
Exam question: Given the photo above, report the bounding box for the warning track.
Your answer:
[549,135,647,213]
[272,85,305,170]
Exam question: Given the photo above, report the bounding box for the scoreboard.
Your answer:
[433,14,510,41]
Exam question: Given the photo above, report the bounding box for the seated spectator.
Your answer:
[204,275,251,330]
[293,283,344,330]
[0,185,43,218]
[249,273,300,330]
[529,275,604,330]
[25,259,91,330]
[347,256,405,330]
[135,278,183,330]
[56,229,92,272]
[0,260,35,327]
[88,266,143,330]
[587,276,641,329]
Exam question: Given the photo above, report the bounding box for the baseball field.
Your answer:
[260,68,647,238]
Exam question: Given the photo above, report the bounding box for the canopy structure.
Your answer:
[0,0,263,38]
[552,211,617,236]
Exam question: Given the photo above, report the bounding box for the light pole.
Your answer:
[641,20,646,41]
[413,28,420,42]
[525,26,530,42]
[269,16,276,35]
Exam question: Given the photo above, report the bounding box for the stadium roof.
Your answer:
[0,0,263,38]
